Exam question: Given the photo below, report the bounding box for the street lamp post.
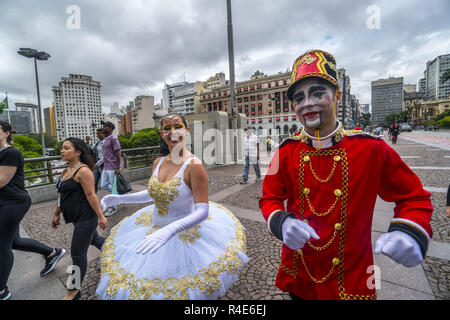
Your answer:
[18,48,50,156]
[91,121,97,143]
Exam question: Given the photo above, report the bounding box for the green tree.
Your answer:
[13,135,42,155]
[27,133,57,149]
[434,110,450,122]
[360,113,371,127]
[437,116,450,128]
[385,110,409,126]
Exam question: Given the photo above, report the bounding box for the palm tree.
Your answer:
[442,68,450,84]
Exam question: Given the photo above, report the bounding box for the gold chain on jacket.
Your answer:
[280,147,377,300]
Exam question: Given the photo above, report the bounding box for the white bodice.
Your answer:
[147,156,195,226]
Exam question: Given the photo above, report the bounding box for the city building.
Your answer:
[404,84,417,93]
[130,95,155,133]
[424,53,450,101]
[0,110,32,134]
[162,82,196,115]
[199,71,300,138]
[411,96,450,127]
[419,77,426,95]
[110,102,120,114]
[44,105,57,137]
[15,103,39,133]
[119,111,133,135]
[371,77,404,126]
[52,74,104,141]
[337,68,352,128]
[361,104,370,114]
[206,72,226,90]
[404,91,424,127]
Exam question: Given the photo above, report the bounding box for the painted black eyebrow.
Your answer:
[292,85,327,100]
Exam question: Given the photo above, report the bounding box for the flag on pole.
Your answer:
[0,97,8,114]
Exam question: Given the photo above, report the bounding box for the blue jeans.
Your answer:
[101,169,117,210]
[93,167,102,193]
[242,156,261,181]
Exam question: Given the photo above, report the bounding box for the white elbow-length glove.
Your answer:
[100,190,153,212]
[136,202,209,255]
[281,217,320,251]
[374,231,423,267]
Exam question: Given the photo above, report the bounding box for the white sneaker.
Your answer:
[104,207,118,217]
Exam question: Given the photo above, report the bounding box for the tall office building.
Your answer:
[424,53,450,101]
[15,103,39,133]
[52,74,103,141]
[131,95,155,132]
[44,105,57,137]
[371,77,404,126]
[419,77,426,95]
[337,68,352,128]
[0,110,32,134]
[162,82,195,115]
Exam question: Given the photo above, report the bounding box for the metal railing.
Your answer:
[24,146,160,188]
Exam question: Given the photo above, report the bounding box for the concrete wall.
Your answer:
[185,111,247,167]
[27,166,152,204]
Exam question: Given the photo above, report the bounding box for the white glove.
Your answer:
[374,231,423,267]
[281,217,320,251]
[100,190,153,212]
[136,202,209,255]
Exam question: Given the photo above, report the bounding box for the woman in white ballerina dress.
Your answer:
[95,113,249,300]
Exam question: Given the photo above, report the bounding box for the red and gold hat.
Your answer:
[287,49,338,101]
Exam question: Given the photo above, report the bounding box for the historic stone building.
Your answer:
[199,71,301,139]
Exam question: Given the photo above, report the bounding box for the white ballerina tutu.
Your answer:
[95,201,248,300]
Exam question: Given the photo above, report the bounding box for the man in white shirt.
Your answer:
[240,127,261,184]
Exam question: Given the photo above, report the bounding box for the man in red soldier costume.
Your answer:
[259,49,433,300]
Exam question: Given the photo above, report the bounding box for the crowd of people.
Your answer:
[0,49,445,301]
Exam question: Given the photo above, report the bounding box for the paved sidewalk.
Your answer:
[8,140,450,299]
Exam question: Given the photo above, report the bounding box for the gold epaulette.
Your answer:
[278,135,302,148]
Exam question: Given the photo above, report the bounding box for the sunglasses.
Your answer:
[162,123,185,133]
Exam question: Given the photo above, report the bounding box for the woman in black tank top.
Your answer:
[52,137,107,300]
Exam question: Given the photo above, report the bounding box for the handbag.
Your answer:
[115,173,132,194]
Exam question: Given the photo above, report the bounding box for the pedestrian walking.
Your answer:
[95,113,248,300]
[266,136,275,155]
[99,121,121,216]
[391,121,400,144]
[240,127,261,184]
[0,121,65,301]
[52,137,107,300]
[92,128,105,193]
[260,49,433,300]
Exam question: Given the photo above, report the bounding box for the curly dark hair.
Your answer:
[64,137,94,170]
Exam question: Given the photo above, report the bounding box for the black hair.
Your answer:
[0,120,14,144]
[64,137,95,170]
[96,128,103,133]
[159,113,189,156]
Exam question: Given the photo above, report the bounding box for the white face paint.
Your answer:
[291,78,339,136]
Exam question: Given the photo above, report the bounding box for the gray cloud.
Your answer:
[1,0,449,112]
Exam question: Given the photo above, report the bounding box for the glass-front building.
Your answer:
[0,110,32,134]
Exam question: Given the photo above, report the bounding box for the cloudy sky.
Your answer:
[1,0,449,113]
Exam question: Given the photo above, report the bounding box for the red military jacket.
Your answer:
[259,126,433,300]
